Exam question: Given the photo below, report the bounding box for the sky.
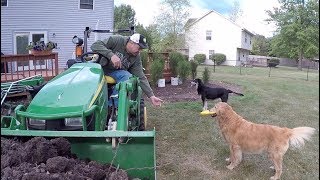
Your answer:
[114,0,280,37]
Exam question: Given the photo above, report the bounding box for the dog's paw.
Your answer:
[226,164,234,170]
[225,158,230,162]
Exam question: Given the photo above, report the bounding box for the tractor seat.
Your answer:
[104,76,116,84]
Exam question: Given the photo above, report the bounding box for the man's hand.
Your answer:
[150,96,163,107]
[111,54,122,69]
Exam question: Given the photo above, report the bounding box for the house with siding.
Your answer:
[1,0,114,69]
[185,10,254,66]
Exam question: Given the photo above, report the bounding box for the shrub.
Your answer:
[202,67,210,84]
[150,60,164,87]
[211,53,226,65]
[194,54,206,64]
[177,61,191,83]
[152,53,165,66]
[190,60,198,79]
[169,52,186,77]
[184,55,189,61]
[140,51,148,70]
[267,58,280,67]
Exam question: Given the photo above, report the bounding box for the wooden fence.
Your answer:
[144,52,173,82]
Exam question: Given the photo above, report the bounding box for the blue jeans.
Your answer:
[107,70,132,107]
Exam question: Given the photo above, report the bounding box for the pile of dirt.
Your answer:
[1,137,129,180]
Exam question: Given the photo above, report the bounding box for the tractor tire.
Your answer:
[139,99,146,131]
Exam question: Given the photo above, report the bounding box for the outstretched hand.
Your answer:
[150,96,163,107]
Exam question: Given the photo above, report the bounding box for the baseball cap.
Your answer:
[129,33,148,49]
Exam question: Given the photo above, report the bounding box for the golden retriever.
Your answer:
[209,102,316,180]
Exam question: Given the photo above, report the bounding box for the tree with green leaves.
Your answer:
[155,0,191,51]
[135,24,161,52]
[114,5,158,51]
[251,34,272,56]
[266,0,319,70]
[144,24,163,52]
[114,4,136,30]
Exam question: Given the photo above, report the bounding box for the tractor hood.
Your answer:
[26,63,104,117]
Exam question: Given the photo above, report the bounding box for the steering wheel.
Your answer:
[80,52,110,65]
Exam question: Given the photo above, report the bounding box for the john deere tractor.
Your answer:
[1,27,156,179]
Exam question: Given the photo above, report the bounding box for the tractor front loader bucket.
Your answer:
[1,127,156,179]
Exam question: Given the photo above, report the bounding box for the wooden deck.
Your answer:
[1,53,61,83]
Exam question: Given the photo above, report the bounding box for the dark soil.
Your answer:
[1,79,242,180]
[1,137,129,180]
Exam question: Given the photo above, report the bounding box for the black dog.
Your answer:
[191,78,244,110]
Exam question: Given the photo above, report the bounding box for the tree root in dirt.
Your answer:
[1,137,130,180]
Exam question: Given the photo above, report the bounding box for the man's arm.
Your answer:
[91,36,123,67]
[129,56,163,106]
[129,56,154,98]
[90,37,116,61]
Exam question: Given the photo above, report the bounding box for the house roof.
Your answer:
[185,18,197,28]
[185,10,255,36]
[242,28,255,36]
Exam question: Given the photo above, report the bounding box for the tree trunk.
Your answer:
[298,49,303,70]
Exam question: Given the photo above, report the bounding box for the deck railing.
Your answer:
[1,53,59,83]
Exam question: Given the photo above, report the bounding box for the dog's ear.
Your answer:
[216,102,232,114]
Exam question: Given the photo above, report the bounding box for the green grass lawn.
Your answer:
[146,65,319,180]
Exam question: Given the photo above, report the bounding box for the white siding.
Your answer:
[1,0,114,68]
[185,11,253,66]
[240,31,253,50]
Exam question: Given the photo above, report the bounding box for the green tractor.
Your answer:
[1,28,156,179]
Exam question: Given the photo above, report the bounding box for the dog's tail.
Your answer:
[227,89,244,96]
[289,127,316,149]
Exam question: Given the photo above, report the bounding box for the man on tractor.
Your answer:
[90,33,163,107]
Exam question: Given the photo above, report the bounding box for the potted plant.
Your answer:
[177,60,191,84]
[169,51,186,86]
[26,40,57,56]
[150,60,164,87]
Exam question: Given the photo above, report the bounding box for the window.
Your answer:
[14,33,29,67]
[209,50,215,59]
[14,31,48,70]
[244,34,247,43]
[80,0,93,10]
[1,0,8,6]
[206,30,212,40]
